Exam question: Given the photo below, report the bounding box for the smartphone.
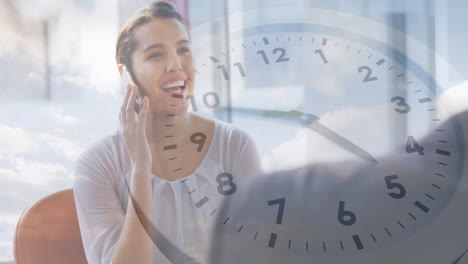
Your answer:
[121,65,143,114]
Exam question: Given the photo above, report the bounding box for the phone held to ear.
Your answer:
[121,65,143,114]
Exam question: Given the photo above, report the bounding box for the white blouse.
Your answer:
[73,119,262,264]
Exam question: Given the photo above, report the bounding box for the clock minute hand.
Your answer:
[288,110,378,164]
[218,107,377,163]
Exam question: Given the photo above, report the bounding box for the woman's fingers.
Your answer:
[137,96,149,132]
[120,84,132,125]
[126,84,138,126]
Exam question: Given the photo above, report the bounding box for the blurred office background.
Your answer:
[0,0,468,262]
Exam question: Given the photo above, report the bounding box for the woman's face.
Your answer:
[130,18,195,116]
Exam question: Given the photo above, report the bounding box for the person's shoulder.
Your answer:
[214,118,251,141]
[75,131,120,173]
[191,113,252,142]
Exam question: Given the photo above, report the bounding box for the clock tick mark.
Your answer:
[436,173,445,178]
[415,90,422,93]
[415,201,430,212]
[288,240,291,249]
[300,36,302,42]
[346,45,350,50]
[202,63,207,67]
[277,37,279,42]
[209,56,219,63]
[164,135,173,138]
[231,47,236,52]
[357,49,362,54]
[268,233,277,248]
[220,51,226,56]
[407,81,413,85]
[409,212,417,220]
[323,242,327,251]
[376,58,385,65]
[437,129,445,132]
[242,44,246,49]
[426,194,435,200]
[165,124,174,127]
[306,241,309,251]
[438,140,447,143]
[433,119,441,122]
[428,109,435,111]
[352,235,364,250]
[169,157,177,160]
[237,225,243,232]
[262,37,269,45]
[188,189,196,195]
[397,221,405,229]
[173,168,182,172]
[436,149,451,156]
[254,232,258,240]
[368,54,373,59]
[385,228,392,237]
[163,144,177,151]
[321,38,327,46]
[452,247,468,264]
[253,40,257,46]
[340,241,344,250]
[210,209,217,215]
[388,66,394,70]
[288,36,291,42]
[223,217,229,224]
[371,233,377,242]
[398,73,404,77]
[438,162,448,166]
[418,97,431,103]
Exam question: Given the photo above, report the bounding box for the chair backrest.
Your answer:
[14,188,88,264]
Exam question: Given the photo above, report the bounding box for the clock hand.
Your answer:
[218,107,315,122]
[307,121,378,163]
[452,248,468,264]
[218,107,377,163]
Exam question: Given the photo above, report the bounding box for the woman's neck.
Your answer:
[149,111,192,147]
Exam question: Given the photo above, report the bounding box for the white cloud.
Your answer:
[37,132,83,160]
[0,126,39,158]
[0,123,83,162]
[1,156,72,185]
[261,105,385,172]
[45,106,78,125]
[11,0,69,22]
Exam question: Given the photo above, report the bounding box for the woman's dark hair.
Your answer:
[115,1,185,89]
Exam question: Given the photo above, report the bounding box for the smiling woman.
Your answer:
[72,1,262,264]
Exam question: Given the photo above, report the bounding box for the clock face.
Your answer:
[184,7,468,264]
[126,7,468,264]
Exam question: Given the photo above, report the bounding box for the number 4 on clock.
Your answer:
[406,136,424,156]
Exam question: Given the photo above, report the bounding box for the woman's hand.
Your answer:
[120,84,152,174]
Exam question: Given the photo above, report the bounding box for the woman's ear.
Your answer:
[117,64,124,76]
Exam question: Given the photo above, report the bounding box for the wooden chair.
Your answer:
[14,189,88,264]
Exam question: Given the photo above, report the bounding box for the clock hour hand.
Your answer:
[219,107,377,163]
